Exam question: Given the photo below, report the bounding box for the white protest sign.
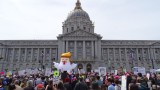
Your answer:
[150,69,156,73]
[121,75,126,90]
[53,76,60,84]
[133,67,146,75]
[115,70,118,75]
[30,69,35,74]
[138,67,146,75]
[33,68,39,74]
[94,69,99,73]
[25,69,31,76]
[99,67,106,76]
[18,70,25,76]
[45,68,51,76]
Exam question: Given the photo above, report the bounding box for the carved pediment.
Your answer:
[152,42,160,46]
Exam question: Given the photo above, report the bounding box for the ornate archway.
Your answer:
[78,63,83,69]
[86,63,92,72]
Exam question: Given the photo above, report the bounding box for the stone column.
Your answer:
[107,48,109,61]
[24,48,27,63]
[31,48,33,62]
[91,41,94,58]
[101,48,103,60]
[124,48,128,69]
[148,48,151,63]
[4,48,8,62]
[18,48,21,62]
[37,48,39,63]
[95,41,98,60]
[119,48,121,62]
[142,48,144,60]
[74,41,77,59]
[83,41,86,59]
[136,48,139,66]
[152,48,156,68]
[43,48,45,63]
[0,48,2,58]
[66,41,68,52]
[113,48,115,63]
[50,48,52,62]
[62,41,65,53]
[97,40,101,60]
[12,48,15,63]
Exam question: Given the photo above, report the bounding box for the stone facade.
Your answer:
[0,0,160,72]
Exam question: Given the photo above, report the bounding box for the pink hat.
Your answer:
[114,75,119,79]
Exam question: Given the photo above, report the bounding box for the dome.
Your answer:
[67,9,90,20]
[66,0,90,20]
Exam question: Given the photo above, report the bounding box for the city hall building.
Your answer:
[0,0,160,72]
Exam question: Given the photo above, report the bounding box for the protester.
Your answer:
[63,78,72,90]
[129,79,139,90]
[45,80,56,90]
[24,81,34,90]
[14,80,23,90]
[74,78,89,90]
[107,78,115,90]
[57,82,66,90]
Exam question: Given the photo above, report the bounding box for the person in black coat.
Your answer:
[64,78,72,90]
[74,78,89,90]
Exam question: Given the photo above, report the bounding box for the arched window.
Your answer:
[78,64,83,69]
[86,63,92,72]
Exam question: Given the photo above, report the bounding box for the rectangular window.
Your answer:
[71,27,74,31]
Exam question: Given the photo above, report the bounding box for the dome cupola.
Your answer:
[67,0,90,20]
[62,0,94,34]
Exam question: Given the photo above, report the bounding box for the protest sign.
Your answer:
[99,67,106,76]
[121,75,126,90]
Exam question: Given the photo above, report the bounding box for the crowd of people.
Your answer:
[0,71,160,90]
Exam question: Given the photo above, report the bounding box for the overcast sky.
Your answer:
[0,0,160,40]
